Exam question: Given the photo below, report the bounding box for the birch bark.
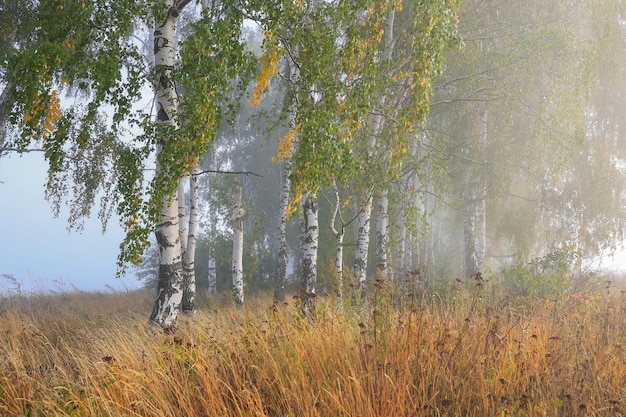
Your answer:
[329,178,345,305]
[182,170,199,313]
[149,1,187,328]
[353,197,371,298]
[376,188,389,276]
[463,109,487,278]
[232,179,245,306]
[373,10,395,280]
[274,160,291,303]
[207,147,218,294]
[300,193,318,313]
[352,9,395,298]
[178,179,188,257]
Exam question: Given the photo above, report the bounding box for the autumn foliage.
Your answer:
[23,89,63,140]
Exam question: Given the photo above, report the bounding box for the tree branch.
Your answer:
[193,169,263,178]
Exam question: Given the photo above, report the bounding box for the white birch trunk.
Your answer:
[376,188,389,276]
[329,178,344,304]
[373,10,394,280]
[353,196,372,298]
[476,109,488,269]
[463,196,479,278]
[397,216,407,276]
[207,257,217,293]
[206,146,218,294]
[232,180,245,306]
[397,175,410,281]
[464,109,488,278]
[274,160,291,303]
[182,170,198,313]
[177,179,188,257]
[149,2,186,328]
[0,81,13,145]
[413,172,425,282]
[352,10,395,299]
[300,193,318,313]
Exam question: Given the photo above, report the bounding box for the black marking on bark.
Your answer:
[149,261,183,328]
[157,106,170,122]
[159,74,169,89]
[155,228,177,249]
[154,34,168,55]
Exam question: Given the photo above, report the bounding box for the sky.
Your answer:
[0,152,140,294]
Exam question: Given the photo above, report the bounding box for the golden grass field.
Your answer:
[1,278,626,416]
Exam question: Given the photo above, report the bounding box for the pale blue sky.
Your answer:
[0,152,139,293]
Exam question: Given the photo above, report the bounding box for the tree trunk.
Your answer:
[177,178,188,257]
[300,193,318,313]
[206,146,218,294]
[353,195,372,299]
[476,109,488,270]
[329,178,344,304]
[463,108,488,278]
[396,174,411,283]
[463,197,479,278]
[207,258,217,293]
[149,3,185,329]
[232,179,245,306]
[182,170,199,313]
[352,9,395,299]
[0,82,13,147]
[274,159,291,303]
[376,188,389,276]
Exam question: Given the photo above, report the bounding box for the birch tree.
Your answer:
[462,109,487,278]
[4,0,255,328]
[300,193,318,312]
[232,179,245,305]
[206,148,218,294]
[274,159,291,302]
[147,0,191,328]
[181,170,199,312]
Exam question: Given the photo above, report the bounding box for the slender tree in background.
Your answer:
[299,193,318,312]
[206,148,218,294]
[232,179,245,306]
[462,108,487,278]
[274,159,291,303]
[352,8,395,297]
[325,177,360,305]
[181,169,199,312]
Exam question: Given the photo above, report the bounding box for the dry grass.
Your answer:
[1,281,626,416]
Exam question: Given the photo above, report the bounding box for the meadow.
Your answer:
[1,277,626,416]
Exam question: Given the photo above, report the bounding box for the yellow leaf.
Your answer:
[274,125,299,163]
[249,33,281,106]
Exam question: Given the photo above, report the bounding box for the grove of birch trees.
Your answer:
[2,0,626,327]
